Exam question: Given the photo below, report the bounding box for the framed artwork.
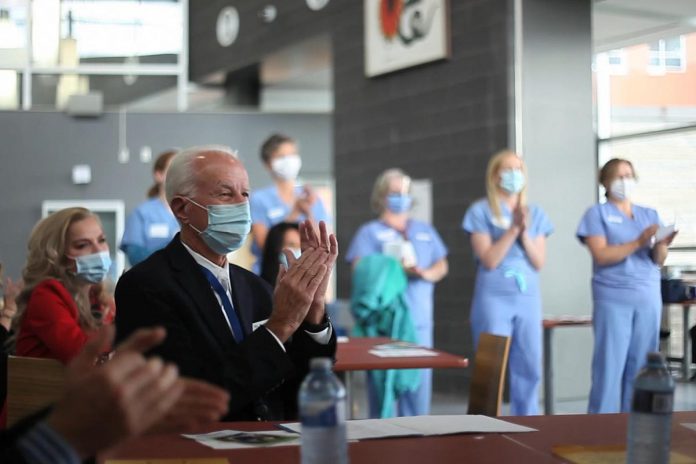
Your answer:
[364,0,450,77]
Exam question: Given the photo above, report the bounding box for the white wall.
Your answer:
[518,0,596,402]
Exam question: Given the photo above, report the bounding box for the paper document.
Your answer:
[280,415,535,441]
[655,224,677,242]
[182,430,299,450]
[369,342,438,358]
[682,423,696,432]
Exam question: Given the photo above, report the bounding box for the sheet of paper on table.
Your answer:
[280,415,536,440]
[182,429,299,450]
[682,423,696,432]
[368,341,438,357]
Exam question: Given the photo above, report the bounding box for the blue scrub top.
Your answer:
[345,219,448,328]
[462,199,554,296]
[249,185,330,270]
[120,198,179,261]
[576,202,661,298]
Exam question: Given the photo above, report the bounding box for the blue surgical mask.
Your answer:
[187,199,252,255]
[279,247,302,269]
[71,251,112,284]
[499,169,525,194]
[386,193,413,214]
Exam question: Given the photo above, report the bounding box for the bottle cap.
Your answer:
[647,352,665,365]
[310,357,332,370]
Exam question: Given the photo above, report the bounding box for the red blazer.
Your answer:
[16,279,112,364]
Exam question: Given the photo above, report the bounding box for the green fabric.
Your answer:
[350,254,420,418]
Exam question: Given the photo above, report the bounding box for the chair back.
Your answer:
[467,333,511,416]
[7,355,65,426]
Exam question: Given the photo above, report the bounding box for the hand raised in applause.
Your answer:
[47,325,229,459]
[297,220,338,324]
[265,231,331,342]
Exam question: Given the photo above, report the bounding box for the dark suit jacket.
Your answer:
[114,234,336,421]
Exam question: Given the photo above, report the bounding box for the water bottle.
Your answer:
[626,352,675,464]
[299,357,349,464]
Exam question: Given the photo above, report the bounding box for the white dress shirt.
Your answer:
[181,242,331,349]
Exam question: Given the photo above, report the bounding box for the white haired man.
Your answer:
[115,145,338,421]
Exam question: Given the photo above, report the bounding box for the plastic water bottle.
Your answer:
[299,357,348,464]
[626,352,675,464]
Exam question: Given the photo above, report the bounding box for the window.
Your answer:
[649,36,685,73]
[607,49,626,74]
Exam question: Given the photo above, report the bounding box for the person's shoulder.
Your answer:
[27,279,72,309]
[251,185,275,201]
[119,242,174,284]
[468,198,490,212]
[632,203,657,215]
[31,278,69,297]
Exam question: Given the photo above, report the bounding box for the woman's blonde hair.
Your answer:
[370,168,411,214]
[486,149,527,219]
[12,207,108,339]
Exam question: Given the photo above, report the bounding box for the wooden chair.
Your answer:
[7,355,66,426]
[467,333,511,417]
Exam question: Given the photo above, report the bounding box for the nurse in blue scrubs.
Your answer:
[577,158,676,414]
[462,149,553,416]
[346,168,449,416]
[120,150,180,266]
[250,134,329,274]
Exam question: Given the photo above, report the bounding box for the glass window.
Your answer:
[595,32,696,138]
[648,36,685,74]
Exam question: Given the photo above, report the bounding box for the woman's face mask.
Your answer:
[69,251,112,283]
[386,193,413,214]
[499,169,525,194]
[270,155,302,181]
[609,177,636,201]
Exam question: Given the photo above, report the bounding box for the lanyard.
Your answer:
[199,266,245,342]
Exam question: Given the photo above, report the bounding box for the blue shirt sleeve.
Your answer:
[345,224,380,264]
[18,421,81,464]
[530,205,554,237]
[427,224,448,262]
[250,190,271,228]
[311,197,330,224]
[576,205,604,243]
[120,208,145,249]
[462,201,490,235]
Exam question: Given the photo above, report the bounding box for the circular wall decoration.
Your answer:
[216,6,240,47]
[306,0,330,11]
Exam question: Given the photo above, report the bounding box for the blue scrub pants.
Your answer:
[471,292,542,416]
[588,293,660,413]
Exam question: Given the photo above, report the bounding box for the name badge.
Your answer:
[376,229,398,241]
[268,207,285,220]
[148,223,170,238]
[607,215,623,224]
[491,216,512,229]
[415,232,432,242]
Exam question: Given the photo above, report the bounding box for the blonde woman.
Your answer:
[462,150,553,415]
[14,207,114,364]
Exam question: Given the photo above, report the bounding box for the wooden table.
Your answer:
[542,317,592,415]
[101,411,696,463]
[334,337,468,417]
